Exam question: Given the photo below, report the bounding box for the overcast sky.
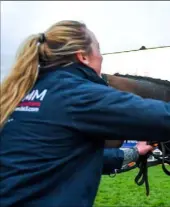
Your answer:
[1,1,170,80]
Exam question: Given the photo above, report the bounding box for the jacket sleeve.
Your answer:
[102,149,124,174]
[67,80,170,141]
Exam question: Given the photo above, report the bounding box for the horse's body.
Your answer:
[103,73,170,102]
[102,73,170,148]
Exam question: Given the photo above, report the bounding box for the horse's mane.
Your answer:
[114,73,170,88]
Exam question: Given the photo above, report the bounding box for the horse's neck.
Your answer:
[104,74,170,102]
[106,74,138,93]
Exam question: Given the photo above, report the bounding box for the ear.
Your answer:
[76,51,89,66]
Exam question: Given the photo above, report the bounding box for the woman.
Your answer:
[0,20,170,207]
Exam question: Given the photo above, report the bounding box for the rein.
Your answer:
[135,141,170,196]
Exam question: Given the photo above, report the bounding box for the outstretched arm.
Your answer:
[68,80,170,141]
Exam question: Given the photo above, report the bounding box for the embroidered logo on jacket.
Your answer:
[15,89,48,112]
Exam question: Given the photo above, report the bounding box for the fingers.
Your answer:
[146,145,154,151]
[136,141,155,155]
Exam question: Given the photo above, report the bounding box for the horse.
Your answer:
[103,72,170,148]
[101,72,170,195]
[102,73,170,102]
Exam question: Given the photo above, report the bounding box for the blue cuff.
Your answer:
[102,148,124,175]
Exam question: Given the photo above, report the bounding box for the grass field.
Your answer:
[94,165,170,207]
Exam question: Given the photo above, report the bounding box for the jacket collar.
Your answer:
[39,62,108,86]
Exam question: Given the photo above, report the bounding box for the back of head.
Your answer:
[0,20,93,127]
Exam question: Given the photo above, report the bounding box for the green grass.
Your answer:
[94,165,170,207]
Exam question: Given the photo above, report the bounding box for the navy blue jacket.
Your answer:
[0,63,170,207]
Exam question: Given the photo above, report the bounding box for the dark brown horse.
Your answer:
[102,73,170,102]
[102,73,170,147]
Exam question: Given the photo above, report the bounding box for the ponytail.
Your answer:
[0,35,40,127]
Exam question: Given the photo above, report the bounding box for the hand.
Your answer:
[136,141,154,155]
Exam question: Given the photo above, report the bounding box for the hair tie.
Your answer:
[38,33,46,43]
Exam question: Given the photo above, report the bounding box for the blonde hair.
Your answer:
[0,20,92,127]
